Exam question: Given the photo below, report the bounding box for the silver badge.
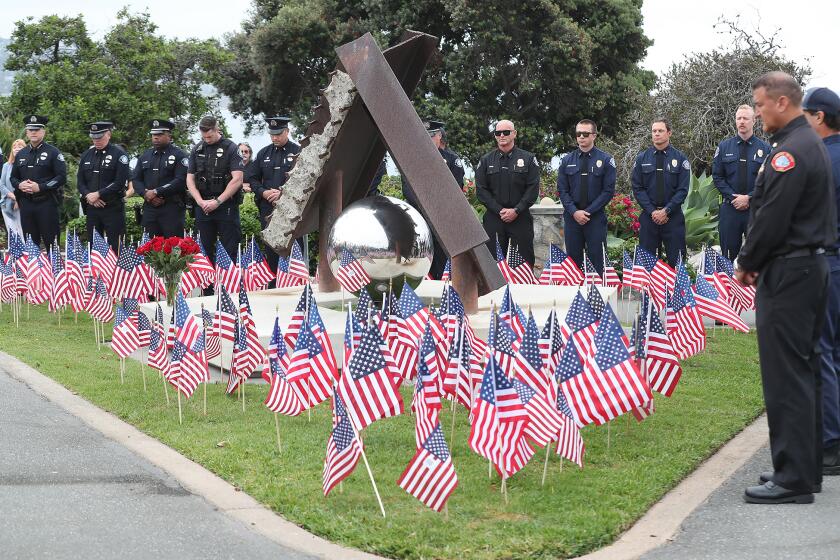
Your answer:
[596,159,602,168]
[286,156,294,162]
[105,155,112,163]
[270,120,277,127]
[30,116,36,123]
[153,120,159,127]
[91,124,98,131]
[757,149,763,157]
[516,158,524,167]
[772,142,778,148]
[671,158,678,168]
[216,147,224,158]
[39,152,48,160]
[168,155,175,165]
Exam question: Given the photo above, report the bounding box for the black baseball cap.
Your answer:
[803,87,840,116]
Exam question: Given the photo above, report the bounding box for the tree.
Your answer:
[4,9,231,157]
[216,0,655,166]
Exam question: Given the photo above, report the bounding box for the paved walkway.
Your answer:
[0,361,316,560]
[641,443,840,560]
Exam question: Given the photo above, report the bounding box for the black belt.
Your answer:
[780,247,826,259]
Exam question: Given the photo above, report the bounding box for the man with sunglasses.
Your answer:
[631,118,690,266]
[556,119,615,275]
[186,115,244,289]
[401,119,465,279]
[475,120,540,266]
[246,115,300,279]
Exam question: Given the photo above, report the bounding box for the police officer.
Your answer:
[475,119,540,266]
[245,116,300,276]
[803,87,840,477]
[737,72,836,504]
[186,116,244,275]
[556,119,616,275]
[712,105,771,261]
[10,115,67,248]
[631,118,690,267]
[77,122,130,253]
[132,119,189,237]
[402,120,466,278]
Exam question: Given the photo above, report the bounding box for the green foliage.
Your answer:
[217,0,655,167]
[681,173,720,251]
[4,10,230,157]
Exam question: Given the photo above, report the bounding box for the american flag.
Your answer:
[513,376,562,448]
[397,424,458,512]
[583,253,603,286]
[8,231,25,259]
[110,242,144,300]
[23,237,49,304]
[148,304,169,371]
[48,246,71,312]
[136,309,152,348]
[440,258,451,282]
[322,391,362,496]
[507,243,537,285]
[693,275,749,332]
[469,355,534,477]
[622,249,642,291]
[284,284,312,347]
[701,246,730,299]
[555,390,584,467]
[169,335,209,398]
[90,229,117,285]
[214,240,242,296]
[275,255,305,288]
[337,324,404,430]
[495,237,515,284]
[85,277,114,322]
[445,318,477,408]
[667,263,706,359]
[489,312,518,375]
[499,285,526,341]
[287,240,309,282]
[174,292,202,350]
[586,284,607,322]
[413,338,442,447]
[268,316,290,371]
[603,251,621,287]
[243,238,275,291]
[513,313,549,395]
[635,247,675,311]
[285,321,322,385]
[64,232,87,307]
[561,291,599,361]
[716,252,755,313]
[343,309,363,369]
[539,308,564,376]
[355,289,372,326]
[0,257,16,303]
[181,236,215,294]
[264,322,305,415]
[111,304,140,358]
[201,308,221,360]
[539,245,584,286]
[213,285,237,341]
[397,281,429,342]
[335,248,370,293]
[228,286,268,392]
[636,294,682,396]
[557,338,603,426]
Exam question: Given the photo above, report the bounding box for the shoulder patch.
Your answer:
[682,159,690,170]
[119,155,128,164]
[181,157,189,166]
[713,146,719,158]
[609,157,616,168]
[771,151,796,172]
[532,156,538,166]
[57,154,65,162]
[455,159,463,168]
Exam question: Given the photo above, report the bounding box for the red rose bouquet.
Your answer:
[137,236,201,305]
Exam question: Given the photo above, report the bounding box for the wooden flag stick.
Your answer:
[450,398,457,452]
[120,358,125,384]
[203,382,207,416]
[274,412,282,453]
[163,371,171,406]
[607,421,611,455]
[347,413,385,517]
[177,388,183,425]
[75,311,78,324]
[541,442,551,486]
[501,476,509,504]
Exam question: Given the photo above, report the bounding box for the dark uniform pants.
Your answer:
[819,255,840,451]
[86,204,126,253]
[563,211,607,275]
[18,197,60,248]
[719,202,749,262]
[196,200,241,295]
[141,202,185,238]
[757,254,828,492]
[483,211,534,267]
[639,211,686,267]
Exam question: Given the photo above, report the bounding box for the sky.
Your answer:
[2,0,839,149]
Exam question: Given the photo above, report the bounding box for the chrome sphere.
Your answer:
[326,195,433,298]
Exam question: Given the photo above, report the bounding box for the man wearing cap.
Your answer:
[737,72,836,504]
[132,119,189,237]
[632,118,690,267]
[475,119,540,267]
[712,106,771,261]
[401,119,466,279]
[10,115,67,248]
[556,119,616,276]
[803,86,840,478]
[77,122,130,252]
[245,116,300,278]
[186,116,244,281]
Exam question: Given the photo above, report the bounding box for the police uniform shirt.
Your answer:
[402,147,466,207]
[556,146,617,215]
[631,145,690,215]
[77,143,130,202]
[187,138,244,198]
[132,144,189,198]
[738,115,837,272]
[475,146,540,215]
[246,140,301,200]
[824,134,840,250]
[712,135,771,201]
[10,142,67,197]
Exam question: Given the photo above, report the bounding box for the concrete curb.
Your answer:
[0,351,383,560]
[573,413,769,560]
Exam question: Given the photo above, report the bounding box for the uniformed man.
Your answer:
[77,121,130,252]
[737,72,837,504]
[803,87,840,477]
[132,119,189,237]
[556,119,616,275]
[186,116,244,277]
[10,115,67,248]
[475,119,540,266]
[401,120,466,278]
[631,118,690,267]
[245,116,300,276]
[712,105,771,261]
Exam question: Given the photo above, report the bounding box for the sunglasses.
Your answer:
[493,130,513,137]
[575,131,595,138]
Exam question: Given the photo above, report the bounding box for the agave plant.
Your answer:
[681,173,719,250]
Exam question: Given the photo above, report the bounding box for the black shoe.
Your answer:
[824,445,840,475]
[744,481,814,504]
[758,471,821,493]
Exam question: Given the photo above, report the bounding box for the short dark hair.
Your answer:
[199,115,218,129]
[652,118,671,131]
[576,119,598,134]
[807,110,840,132]
[752,71,804,106]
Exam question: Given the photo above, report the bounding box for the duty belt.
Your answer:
[780,247,826,259]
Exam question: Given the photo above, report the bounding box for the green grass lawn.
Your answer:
[0,304,764,559]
